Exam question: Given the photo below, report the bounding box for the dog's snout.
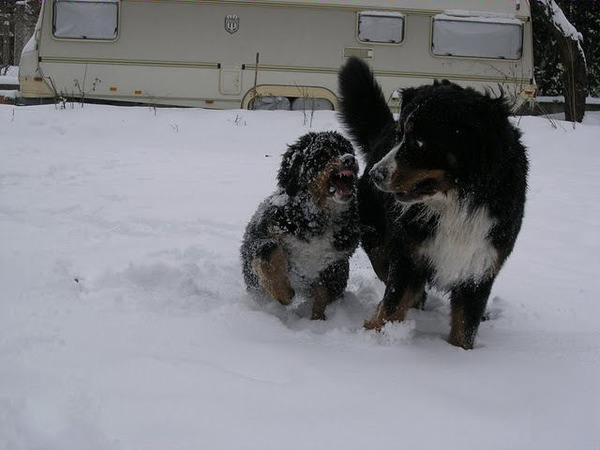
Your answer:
[340,153,355,168]
[370,166,388,184]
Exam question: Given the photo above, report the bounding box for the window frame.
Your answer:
[52,0,120,42]
[357,11,406,46]
[431,14,524,61]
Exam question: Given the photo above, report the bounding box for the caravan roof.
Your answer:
[217,0,529,17]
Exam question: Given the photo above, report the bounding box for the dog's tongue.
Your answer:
[337,183,352,196]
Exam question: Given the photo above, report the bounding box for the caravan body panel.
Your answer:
[20,0,535,109]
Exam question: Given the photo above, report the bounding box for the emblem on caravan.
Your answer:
[225,15,240,34]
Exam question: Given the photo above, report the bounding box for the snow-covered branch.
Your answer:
[536,0,586,65]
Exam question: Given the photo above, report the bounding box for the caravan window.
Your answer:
[358,12,404,44]
[432,15,523,60]
[53,0,118,40]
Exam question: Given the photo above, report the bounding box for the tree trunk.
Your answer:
[533,0,588,122]
[558,35,587,122]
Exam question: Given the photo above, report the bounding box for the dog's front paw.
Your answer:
[364,302,388,331]
[310,284,331,321]
[273,286,295,306]
[311,310,326,321]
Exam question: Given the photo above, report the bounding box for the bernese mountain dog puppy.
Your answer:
[338,57,528,349]
[241,131,360,320]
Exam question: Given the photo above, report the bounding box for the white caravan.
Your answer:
[19,0,535,110]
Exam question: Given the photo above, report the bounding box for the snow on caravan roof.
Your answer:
[205,0,530,17]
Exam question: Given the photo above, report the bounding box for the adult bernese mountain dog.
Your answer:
[338,57,528,349]
[241,131,360,320]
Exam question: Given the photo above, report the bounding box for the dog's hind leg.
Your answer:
[449,279,493,349]
[251,247,295,306]
[358,178,390,284]
[365,244,389,284]
[413,290,428,310]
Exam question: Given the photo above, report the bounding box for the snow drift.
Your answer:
[1,104,599,449]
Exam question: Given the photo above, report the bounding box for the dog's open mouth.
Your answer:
[394,177,441,203]
[329,169,357,202]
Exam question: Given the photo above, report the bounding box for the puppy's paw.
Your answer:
[273,286,295,306]
[310,284,331,321]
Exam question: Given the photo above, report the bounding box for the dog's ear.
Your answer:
[277,134,313,196]
[400,86,417,111]
[277,145,301,197]
[433,79,452,87]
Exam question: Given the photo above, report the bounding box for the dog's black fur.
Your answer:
[241,131,360,320]
[338,57,528,348]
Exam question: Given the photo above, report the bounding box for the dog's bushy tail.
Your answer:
[337,57,395,165]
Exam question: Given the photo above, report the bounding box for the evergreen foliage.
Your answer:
[533,0,600,97]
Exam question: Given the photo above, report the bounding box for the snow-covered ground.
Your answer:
[1,104,599,449]
[0,66,18,82]
[0,67,19,102]
[0,66,18,86]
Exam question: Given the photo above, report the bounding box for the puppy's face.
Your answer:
[278,132,359,205]
[309,152,359,205]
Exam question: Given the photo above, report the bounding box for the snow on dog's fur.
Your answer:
[338,57,528,349]
[240,131,360,320]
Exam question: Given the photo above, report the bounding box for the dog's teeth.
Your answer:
[329,186,337,194]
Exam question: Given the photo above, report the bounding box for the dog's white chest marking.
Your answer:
[418,193,498,289]
[283,227,344,287]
